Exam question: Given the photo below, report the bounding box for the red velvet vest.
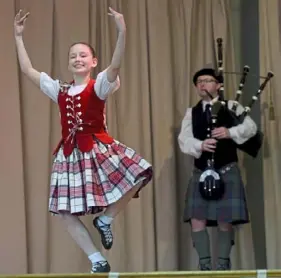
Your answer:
[53,79,114,157]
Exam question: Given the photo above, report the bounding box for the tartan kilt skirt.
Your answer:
[48,139,153,216]
[183,162,249,226]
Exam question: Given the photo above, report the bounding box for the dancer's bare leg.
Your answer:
[93,182,143,249]
[105,182,142,217]
[60,212,110,273]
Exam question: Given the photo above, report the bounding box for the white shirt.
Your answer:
[39,69,120,103]
[178,100,258,159]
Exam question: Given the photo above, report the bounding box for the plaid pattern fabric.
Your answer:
[49,139,153,215]
[183,163,249,226]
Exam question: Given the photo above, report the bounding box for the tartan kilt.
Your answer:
[49,139,153,216]
[183,162,249,226]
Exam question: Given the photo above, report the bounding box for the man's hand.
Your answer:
[212,127,230,139]
[201,138,217,152]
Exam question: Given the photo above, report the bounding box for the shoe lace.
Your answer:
[99,223,113,243]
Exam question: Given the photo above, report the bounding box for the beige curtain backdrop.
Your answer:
[0,0,260,274]
[259,0,281,269]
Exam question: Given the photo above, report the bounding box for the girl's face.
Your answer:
[68,43,97,75]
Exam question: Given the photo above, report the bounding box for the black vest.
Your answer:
[192,100,238,170]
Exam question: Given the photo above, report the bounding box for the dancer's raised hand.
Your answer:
[14,10,30,37]
[108,7,126,32]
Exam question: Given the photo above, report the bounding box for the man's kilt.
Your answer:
[183,162,250,227]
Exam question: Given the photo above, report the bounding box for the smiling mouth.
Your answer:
[74,64,84,68]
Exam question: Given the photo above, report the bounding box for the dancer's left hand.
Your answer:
[212,127,230,139]
[108,7,126,32]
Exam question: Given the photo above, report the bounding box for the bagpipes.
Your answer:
[210,38,274,158]
[199,38,274,201]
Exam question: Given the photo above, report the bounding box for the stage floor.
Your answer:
[1,269,280,278]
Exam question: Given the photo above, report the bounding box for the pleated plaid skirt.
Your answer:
[49,139,153,216]
[183,162,250,227]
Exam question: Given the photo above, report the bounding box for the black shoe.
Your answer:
[199,257,212,271]
[199,264,212,271]
[91,261,111,273]
[93,217,113,250]
[217,258,231,270]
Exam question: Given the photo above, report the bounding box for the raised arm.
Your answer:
[14,10,41,87]
[106,7,126,82]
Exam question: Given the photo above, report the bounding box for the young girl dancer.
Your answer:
[14,8,153,273]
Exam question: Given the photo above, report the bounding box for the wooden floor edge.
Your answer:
[0,269,280,278]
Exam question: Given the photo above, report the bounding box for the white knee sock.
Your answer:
[98,215,114,225]
[88,252,106,264]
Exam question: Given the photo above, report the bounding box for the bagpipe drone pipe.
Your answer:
[208,38,274,158]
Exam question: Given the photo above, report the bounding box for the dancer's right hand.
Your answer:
[201,138,217,152]
[14,10,30,37]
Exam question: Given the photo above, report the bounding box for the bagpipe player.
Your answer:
[178,67,257,271]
